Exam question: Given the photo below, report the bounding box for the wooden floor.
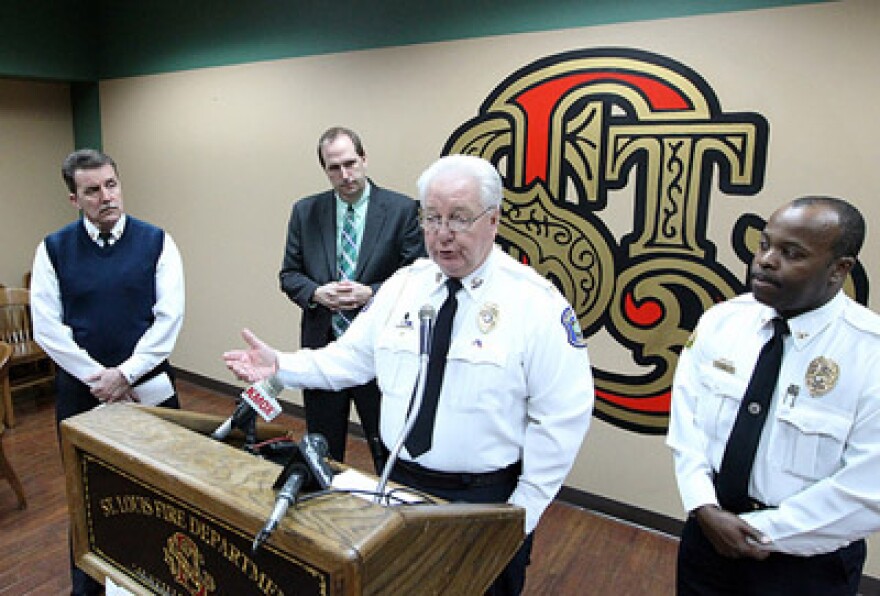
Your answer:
[0,380,678,595]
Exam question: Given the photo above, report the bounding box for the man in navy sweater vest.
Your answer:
[31,149,185,596]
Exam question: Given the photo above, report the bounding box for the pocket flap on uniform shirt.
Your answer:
[698,364,748,399]
[375,327,418,355]
[448,340,507,367]
[778,406,850,441]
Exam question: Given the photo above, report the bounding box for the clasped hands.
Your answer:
[86,367,134,403]
[313,280,372,312]
[694,504,772,560]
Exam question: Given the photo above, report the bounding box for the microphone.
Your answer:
[252,464,306,553]
[252,433,334,552]
[211,376,285,441]
[418,304,436,358]
[374,305,435,500]
[292,433,334,490]
[210,398,257,440]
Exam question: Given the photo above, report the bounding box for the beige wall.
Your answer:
[0,78,74,286]
[98,0,880,571]
[7,0,879,577]
[100,0,880,380]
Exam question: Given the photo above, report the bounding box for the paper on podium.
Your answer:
[131,372,174,406]
[331,469,425,505]
[105,576,134,595]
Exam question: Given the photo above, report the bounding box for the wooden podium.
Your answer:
[60,404,525,595]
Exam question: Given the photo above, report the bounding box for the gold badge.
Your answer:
[478,303,499,333]
[805,357,839,397]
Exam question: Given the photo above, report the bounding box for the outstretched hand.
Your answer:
[222,328,279,383]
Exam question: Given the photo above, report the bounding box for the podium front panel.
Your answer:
[82,452,328,595]
[61,404,525,595]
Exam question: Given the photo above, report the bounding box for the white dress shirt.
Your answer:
[667,291,880,555]
[277,246,594,533]
[31,214,185,388]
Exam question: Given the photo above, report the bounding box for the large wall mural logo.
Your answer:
[443,47,775,434]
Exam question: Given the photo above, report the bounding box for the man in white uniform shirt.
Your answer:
[667,196,880,595]
[224,154,593,595]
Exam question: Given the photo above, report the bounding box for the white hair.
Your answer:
[416,154,503,209]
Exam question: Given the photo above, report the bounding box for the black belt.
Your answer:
[393,459,521,491]
[710,473,773,513]
[744,497,771,512]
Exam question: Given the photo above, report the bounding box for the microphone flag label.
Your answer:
[241,379,283,422]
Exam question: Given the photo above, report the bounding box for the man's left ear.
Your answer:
[830,256,856,285]
[489,206,501,225]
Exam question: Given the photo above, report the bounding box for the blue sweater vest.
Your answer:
[45,217,165,369]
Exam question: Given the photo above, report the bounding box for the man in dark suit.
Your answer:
[280,127,425,472]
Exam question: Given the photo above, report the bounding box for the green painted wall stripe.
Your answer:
[95,0,830,79]
[0,1,830,82]
[0,1,97,81]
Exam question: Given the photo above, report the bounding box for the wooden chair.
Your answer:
[0,288,55,427]
[0,341,27,509]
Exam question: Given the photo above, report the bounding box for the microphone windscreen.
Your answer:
[418,304,436,322]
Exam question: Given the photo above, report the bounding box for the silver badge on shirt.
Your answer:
[478,303,499,333]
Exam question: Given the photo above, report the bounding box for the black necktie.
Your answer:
[406,278,462,457]
[98,232,112,248]
[716,316,789,513]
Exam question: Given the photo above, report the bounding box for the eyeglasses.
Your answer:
[420,206,496,233]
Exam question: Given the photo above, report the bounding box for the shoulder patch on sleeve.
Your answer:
[561,306,588,348]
